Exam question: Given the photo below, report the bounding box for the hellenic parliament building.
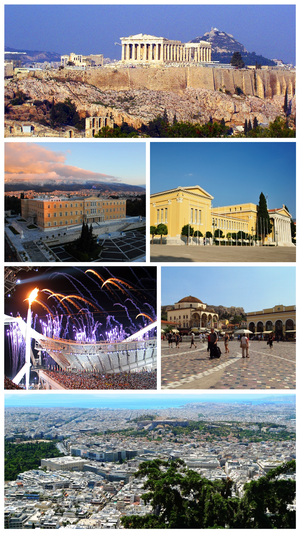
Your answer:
[150,186,293,246]
[120,34,212,64]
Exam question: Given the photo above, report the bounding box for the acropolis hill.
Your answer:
[4,33,296,135]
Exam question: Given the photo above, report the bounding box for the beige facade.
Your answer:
[167,296,219,329]
[150,187,293,246]
[21,195,126,231]
[247,305,296,336]
[121,34,211,64]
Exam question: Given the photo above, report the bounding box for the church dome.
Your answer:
[177,295,203,304]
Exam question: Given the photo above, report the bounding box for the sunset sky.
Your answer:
[5,142,146,187]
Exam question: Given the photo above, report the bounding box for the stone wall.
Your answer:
[35,66,295,98]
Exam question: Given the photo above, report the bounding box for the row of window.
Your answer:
[45,201,126,209]
[212,217,247,231]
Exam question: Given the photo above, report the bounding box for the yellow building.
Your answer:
[150,186,293,245]
[167,295,219,330]
[21,196,126,231]
[247,304,296,338]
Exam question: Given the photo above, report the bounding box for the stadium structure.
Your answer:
[5,315,157,389]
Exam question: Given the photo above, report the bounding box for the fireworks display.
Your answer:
[5,267,157,380]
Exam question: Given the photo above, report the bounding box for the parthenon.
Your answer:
[120,33,211,64]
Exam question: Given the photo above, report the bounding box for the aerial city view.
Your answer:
[5,392,296,528]
[3,3,297,530]
[4,5,295,138]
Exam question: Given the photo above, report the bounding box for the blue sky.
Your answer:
[161,266,296,311]
[5,142,146,187]
[151,142,296,217]
[4,391,295,409]
[5,5,295,64]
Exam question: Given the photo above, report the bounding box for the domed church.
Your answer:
[167,295,219,330]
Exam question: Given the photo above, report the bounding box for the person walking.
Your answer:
[224,332,230,353]
[268,333,274,349]
[167,332,173,348]
[209,328,218,359]
[190,331,197,349]
[175,333,180,349]
[240,333,249,358]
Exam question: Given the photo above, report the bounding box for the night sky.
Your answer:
[5,266,157,341]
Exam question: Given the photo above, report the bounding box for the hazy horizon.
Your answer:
[5,391,295,409]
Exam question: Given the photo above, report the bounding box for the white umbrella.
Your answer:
[234,329,253,335]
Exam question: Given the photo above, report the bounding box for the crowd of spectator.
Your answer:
[4,376,22,389]
[43,369,157,389]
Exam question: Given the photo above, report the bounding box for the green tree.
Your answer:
[194,230,203,237]
[205,231,213,239]
[257,192,272,238]
[181,224,194,245]
[214,229,224,239]
[156,223,168,244]
[230,52,245,69]
[150,225,157,244]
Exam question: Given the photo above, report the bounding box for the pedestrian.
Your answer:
[240,333,249,358]
[175,333,180,349]
[268,333,274,349]
[209,328,218,359]
[224,332,230,353]
[203,237,206,246]
[167,332,173,348]
[207,332,211,352]
[190,331,197,349]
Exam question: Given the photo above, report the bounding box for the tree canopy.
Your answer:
[121,458,295,529]
[230,52,245,69]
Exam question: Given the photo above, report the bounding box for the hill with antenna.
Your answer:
[190,28,276,66]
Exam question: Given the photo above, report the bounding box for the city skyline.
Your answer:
[150,142,296,217]
[161,266,296,312]
[5,5,295,64]
[5,142,146,187]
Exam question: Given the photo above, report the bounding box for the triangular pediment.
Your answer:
[180,185,213,200]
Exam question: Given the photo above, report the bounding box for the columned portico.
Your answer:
[120,34,211,64]
[268,206,293,246]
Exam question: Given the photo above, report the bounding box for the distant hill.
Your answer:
[5,181,145,194]
[5,46,61,63]
[190,28,276,66]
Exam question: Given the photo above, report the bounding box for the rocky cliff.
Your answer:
[5,66,296,134]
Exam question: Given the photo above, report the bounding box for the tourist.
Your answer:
[267,333,274,349]
[209,328,218,359]
[224,332,230,353]
[240,333,249,358]
[190,331,197,349]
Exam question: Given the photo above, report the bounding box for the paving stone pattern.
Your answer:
[161,339,295,389]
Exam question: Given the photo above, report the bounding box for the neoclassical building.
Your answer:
[21,195,126,231]
[150,186,293,246]
[167,296,219,330]
[247,305,296,337]
[120,34,211,64]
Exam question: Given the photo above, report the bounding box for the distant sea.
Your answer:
[5,392,295,410]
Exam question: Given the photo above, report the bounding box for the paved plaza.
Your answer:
[161,339,295,389]
[151,245,296,262]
